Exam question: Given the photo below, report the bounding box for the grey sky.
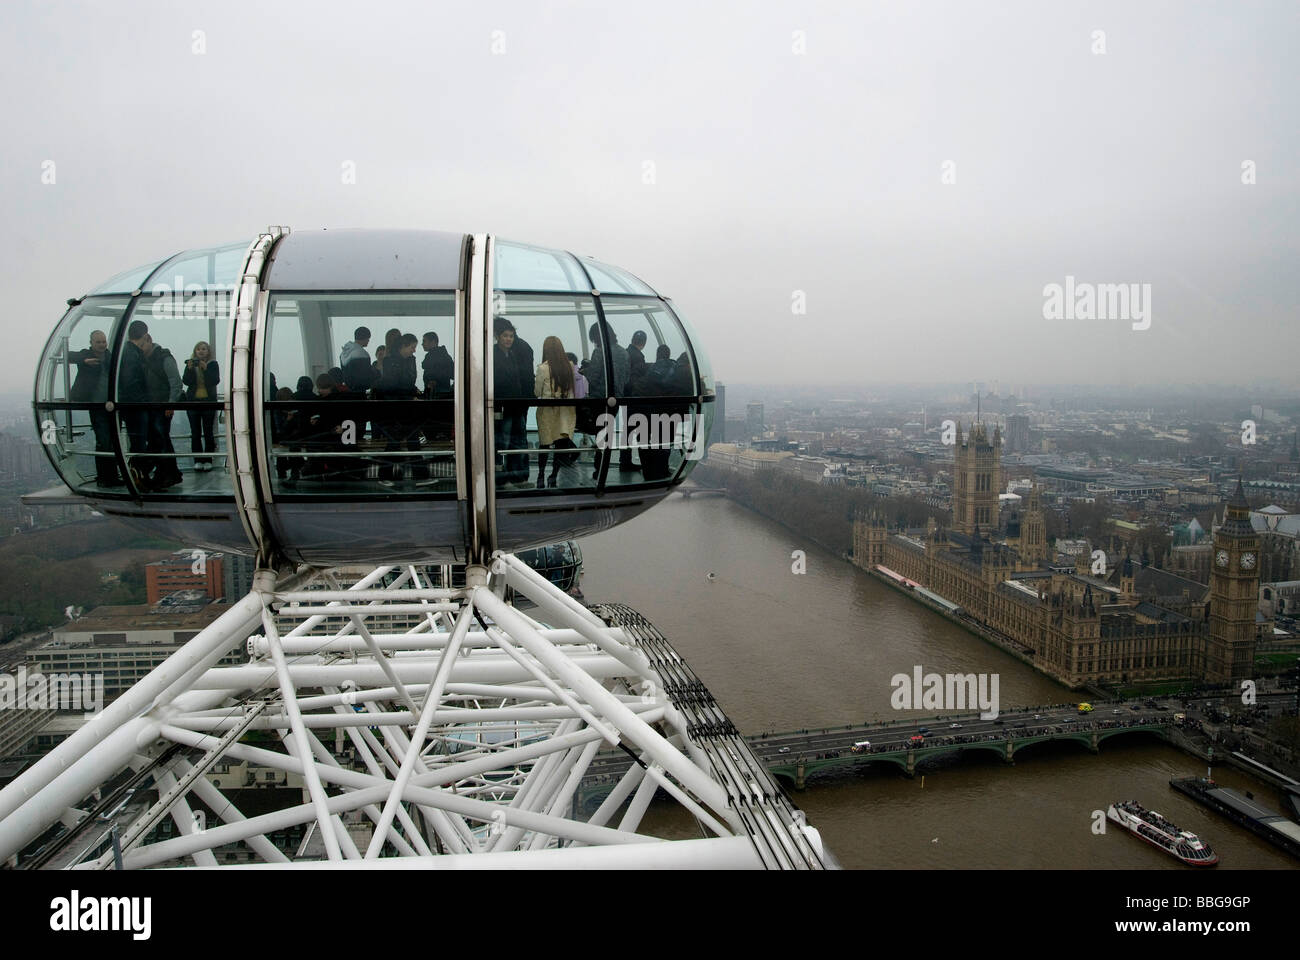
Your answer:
[2,0,1296,391]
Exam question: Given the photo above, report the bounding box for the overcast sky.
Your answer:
[2,0,1296,393]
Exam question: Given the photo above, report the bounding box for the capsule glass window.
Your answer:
[35,298,131,492]
[264,292,455,495]
[493,240,589,292]
[581,258,656,296]
[490,294,601,492]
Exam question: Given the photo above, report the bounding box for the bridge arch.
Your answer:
[1094,726,1169,748]
[1008,735,1093,759]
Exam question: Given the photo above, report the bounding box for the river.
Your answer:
[577,491,1297,869]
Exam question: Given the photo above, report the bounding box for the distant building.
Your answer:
[706,443,792,473]
[222,551,256,601]
[1005,414,1030,454]
[712,382,726,455]
[35,594,236,700]
[952,420,1001,536]
[145,549,225,604]
[1260,580,1300,619]
[853,480,1260,687]
[745,402,765,440]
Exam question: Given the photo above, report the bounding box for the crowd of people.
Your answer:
[492,316,695,487]
[269,318,695,488]
[64,315,696,492]
[70,319,221,490]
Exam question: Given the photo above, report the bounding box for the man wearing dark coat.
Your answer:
[70,329,123,486]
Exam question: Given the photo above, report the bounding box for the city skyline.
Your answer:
[3,1,1297,391]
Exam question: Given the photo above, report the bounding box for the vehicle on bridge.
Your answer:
[1077,702,1093,713]
[850,740,871,753]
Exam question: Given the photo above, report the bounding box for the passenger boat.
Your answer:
[1107,800,1218,866]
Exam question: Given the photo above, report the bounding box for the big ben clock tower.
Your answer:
[1207,478,1260,684]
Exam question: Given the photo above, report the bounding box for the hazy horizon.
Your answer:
[3,1,1297,393]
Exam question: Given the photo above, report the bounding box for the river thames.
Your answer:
[578,491,1296,869]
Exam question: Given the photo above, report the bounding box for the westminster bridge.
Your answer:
[577,696,1182,808]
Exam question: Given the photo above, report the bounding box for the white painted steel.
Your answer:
[0,560,818,869]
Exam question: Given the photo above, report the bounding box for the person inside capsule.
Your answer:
[534,336,577,488]
[182,340,220,471]
[69,329,122,487]
[34,233,713,566]
[493,316,534,487]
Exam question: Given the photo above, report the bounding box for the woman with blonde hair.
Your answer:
[533,336,576,488]
[181,340,221,471]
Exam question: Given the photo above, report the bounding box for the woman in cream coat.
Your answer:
[534,336,577,488]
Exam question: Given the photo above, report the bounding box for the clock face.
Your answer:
[1240,552,1256,570]
[1216,550,1229,567]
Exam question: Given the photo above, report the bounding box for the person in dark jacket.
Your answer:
[420,331,455,451]
[278,376,317,481]
[421,332,454,398]
[271,387,299,481]
[142,334,183,489]
[620,330,650,472]
[375,333,422,483]
[627,331,648,392]
[70,329,123,486]
[118,320,152,479]
[586,322,630,479]
[493,317,534,484]
[303,373,350,478]
[584,322,628,398]
[181,340,221,471]
[639,345,681,481]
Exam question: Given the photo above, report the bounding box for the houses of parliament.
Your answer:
[852,420,1260,689]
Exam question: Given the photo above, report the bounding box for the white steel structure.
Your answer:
[0,555,825,869]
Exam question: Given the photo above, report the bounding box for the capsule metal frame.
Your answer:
[31,228,715,567]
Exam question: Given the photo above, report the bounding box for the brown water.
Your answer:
[578,493,1297,869]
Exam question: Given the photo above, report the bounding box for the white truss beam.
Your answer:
[0,558,826,869]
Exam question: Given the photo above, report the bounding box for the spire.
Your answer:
[1220,474,1253,536]
[1229,475,1249,511]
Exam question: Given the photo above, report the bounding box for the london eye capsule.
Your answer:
[30,228,715,566]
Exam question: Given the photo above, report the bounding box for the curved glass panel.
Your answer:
[598,298,697,398]
[664,300,713,396]
[494,240,589,292]
[86,260,166,296]
[582,258,655,296]
[146,241,248,291]
[491,294,603,492]
[36,298,131,491]
[114,256,237,495]
[594,298,698,488]
[515,540,584,592]
[670,398,713,482]
[264,292,456,495]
